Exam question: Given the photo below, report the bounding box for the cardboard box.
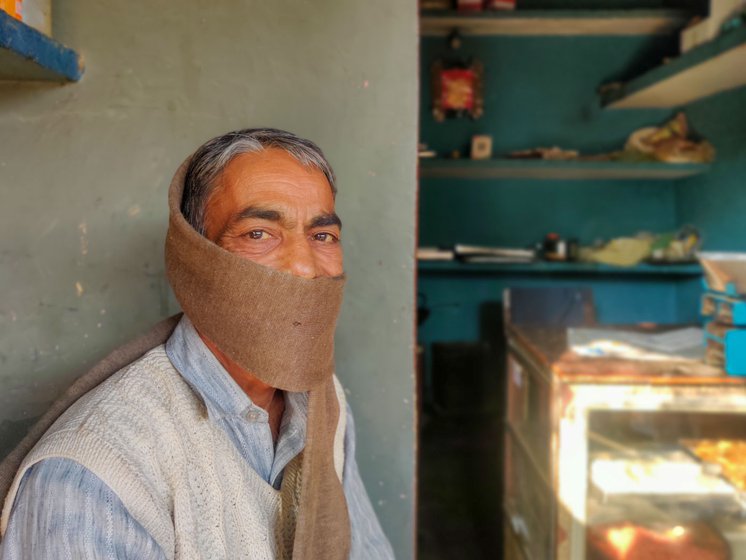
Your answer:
[699,252,746,295]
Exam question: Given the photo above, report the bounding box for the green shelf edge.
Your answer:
[420,9,691,36]
[602,25,746,108]
[421,8,689,21]
[0,10,84,81]
[419,158,710,180]
[418,260,703,276]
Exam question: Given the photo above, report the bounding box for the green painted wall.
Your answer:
[0,1,417,556]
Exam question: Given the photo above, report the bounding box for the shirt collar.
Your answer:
[165,315,260,421]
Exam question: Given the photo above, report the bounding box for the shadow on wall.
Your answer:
[0,219,173,460]
[0,418,37,459]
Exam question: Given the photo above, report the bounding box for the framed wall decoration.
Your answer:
[431,59,484,122]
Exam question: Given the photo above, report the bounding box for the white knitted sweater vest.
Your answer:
[1,346,347,560]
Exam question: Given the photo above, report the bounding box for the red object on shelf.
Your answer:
[457,0,483,11]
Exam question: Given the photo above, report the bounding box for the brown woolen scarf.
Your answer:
[0,158,351,559]
[166,158,350,558]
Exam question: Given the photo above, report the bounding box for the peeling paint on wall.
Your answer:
[78,222,88,256]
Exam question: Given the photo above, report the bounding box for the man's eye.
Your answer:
[313,232,338,244]
[246,230,271,240]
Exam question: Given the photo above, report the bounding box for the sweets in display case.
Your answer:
[685,439,746,493]
[587,521,730,560]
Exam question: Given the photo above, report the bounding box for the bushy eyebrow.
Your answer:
[215,205,279,241]
[309,212,342,231]
[236,206,282,222]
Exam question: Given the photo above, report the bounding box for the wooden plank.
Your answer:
[0,10,83,82]
[605,26,746,108]
[420,9,689,37]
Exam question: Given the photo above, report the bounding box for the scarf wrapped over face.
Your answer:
[0,158,351,559]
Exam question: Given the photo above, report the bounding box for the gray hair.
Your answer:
[181,128,337,235]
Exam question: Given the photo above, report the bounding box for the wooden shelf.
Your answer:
[419,158,709,180]
[0,10,83,81]
[418,260,703,276]
[604,26,746,108]
[420,9,690,37]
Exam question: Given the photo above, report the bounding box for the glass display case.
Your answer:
[503,325,746,560]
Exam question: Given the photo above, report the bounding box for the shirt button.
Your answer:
[247,412,259,421]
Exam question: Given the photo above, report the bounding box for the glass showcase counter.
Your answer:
[504,325,746,560]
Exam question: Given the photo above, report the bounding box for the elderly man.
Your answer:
[0,129,394,559]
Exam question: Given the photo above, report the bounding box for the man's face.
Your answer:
[202,148,343,279]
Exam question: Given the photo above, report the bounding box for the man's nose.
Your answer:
[282,237,318,279]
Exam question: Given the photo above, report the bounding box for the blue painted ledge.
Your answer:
[418,260,703,277]
[0,10,83,81]
[419,158,709,180]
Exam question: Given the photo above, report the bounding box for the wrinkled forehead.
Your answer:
[213,150,336,208]
[200,150,339,240]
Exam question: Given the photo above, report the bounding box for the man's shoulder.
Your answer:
[76,345,182,408]
[1,345,193,555]
[2,345,200,523]
[40,345,195,443]
[101,344,183,396]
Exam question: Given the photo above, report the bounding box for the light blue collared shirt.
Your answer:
[1,316,394,559]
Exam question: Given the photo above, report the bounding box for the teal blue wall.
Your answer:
[419,273,683,337]
[673,87,746,319]
[418,29,746,369]
[420,35,680,157]
[421,179,677,249]
[676,87,746,250]
[419,35,681,250]
[418,33,700,339]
